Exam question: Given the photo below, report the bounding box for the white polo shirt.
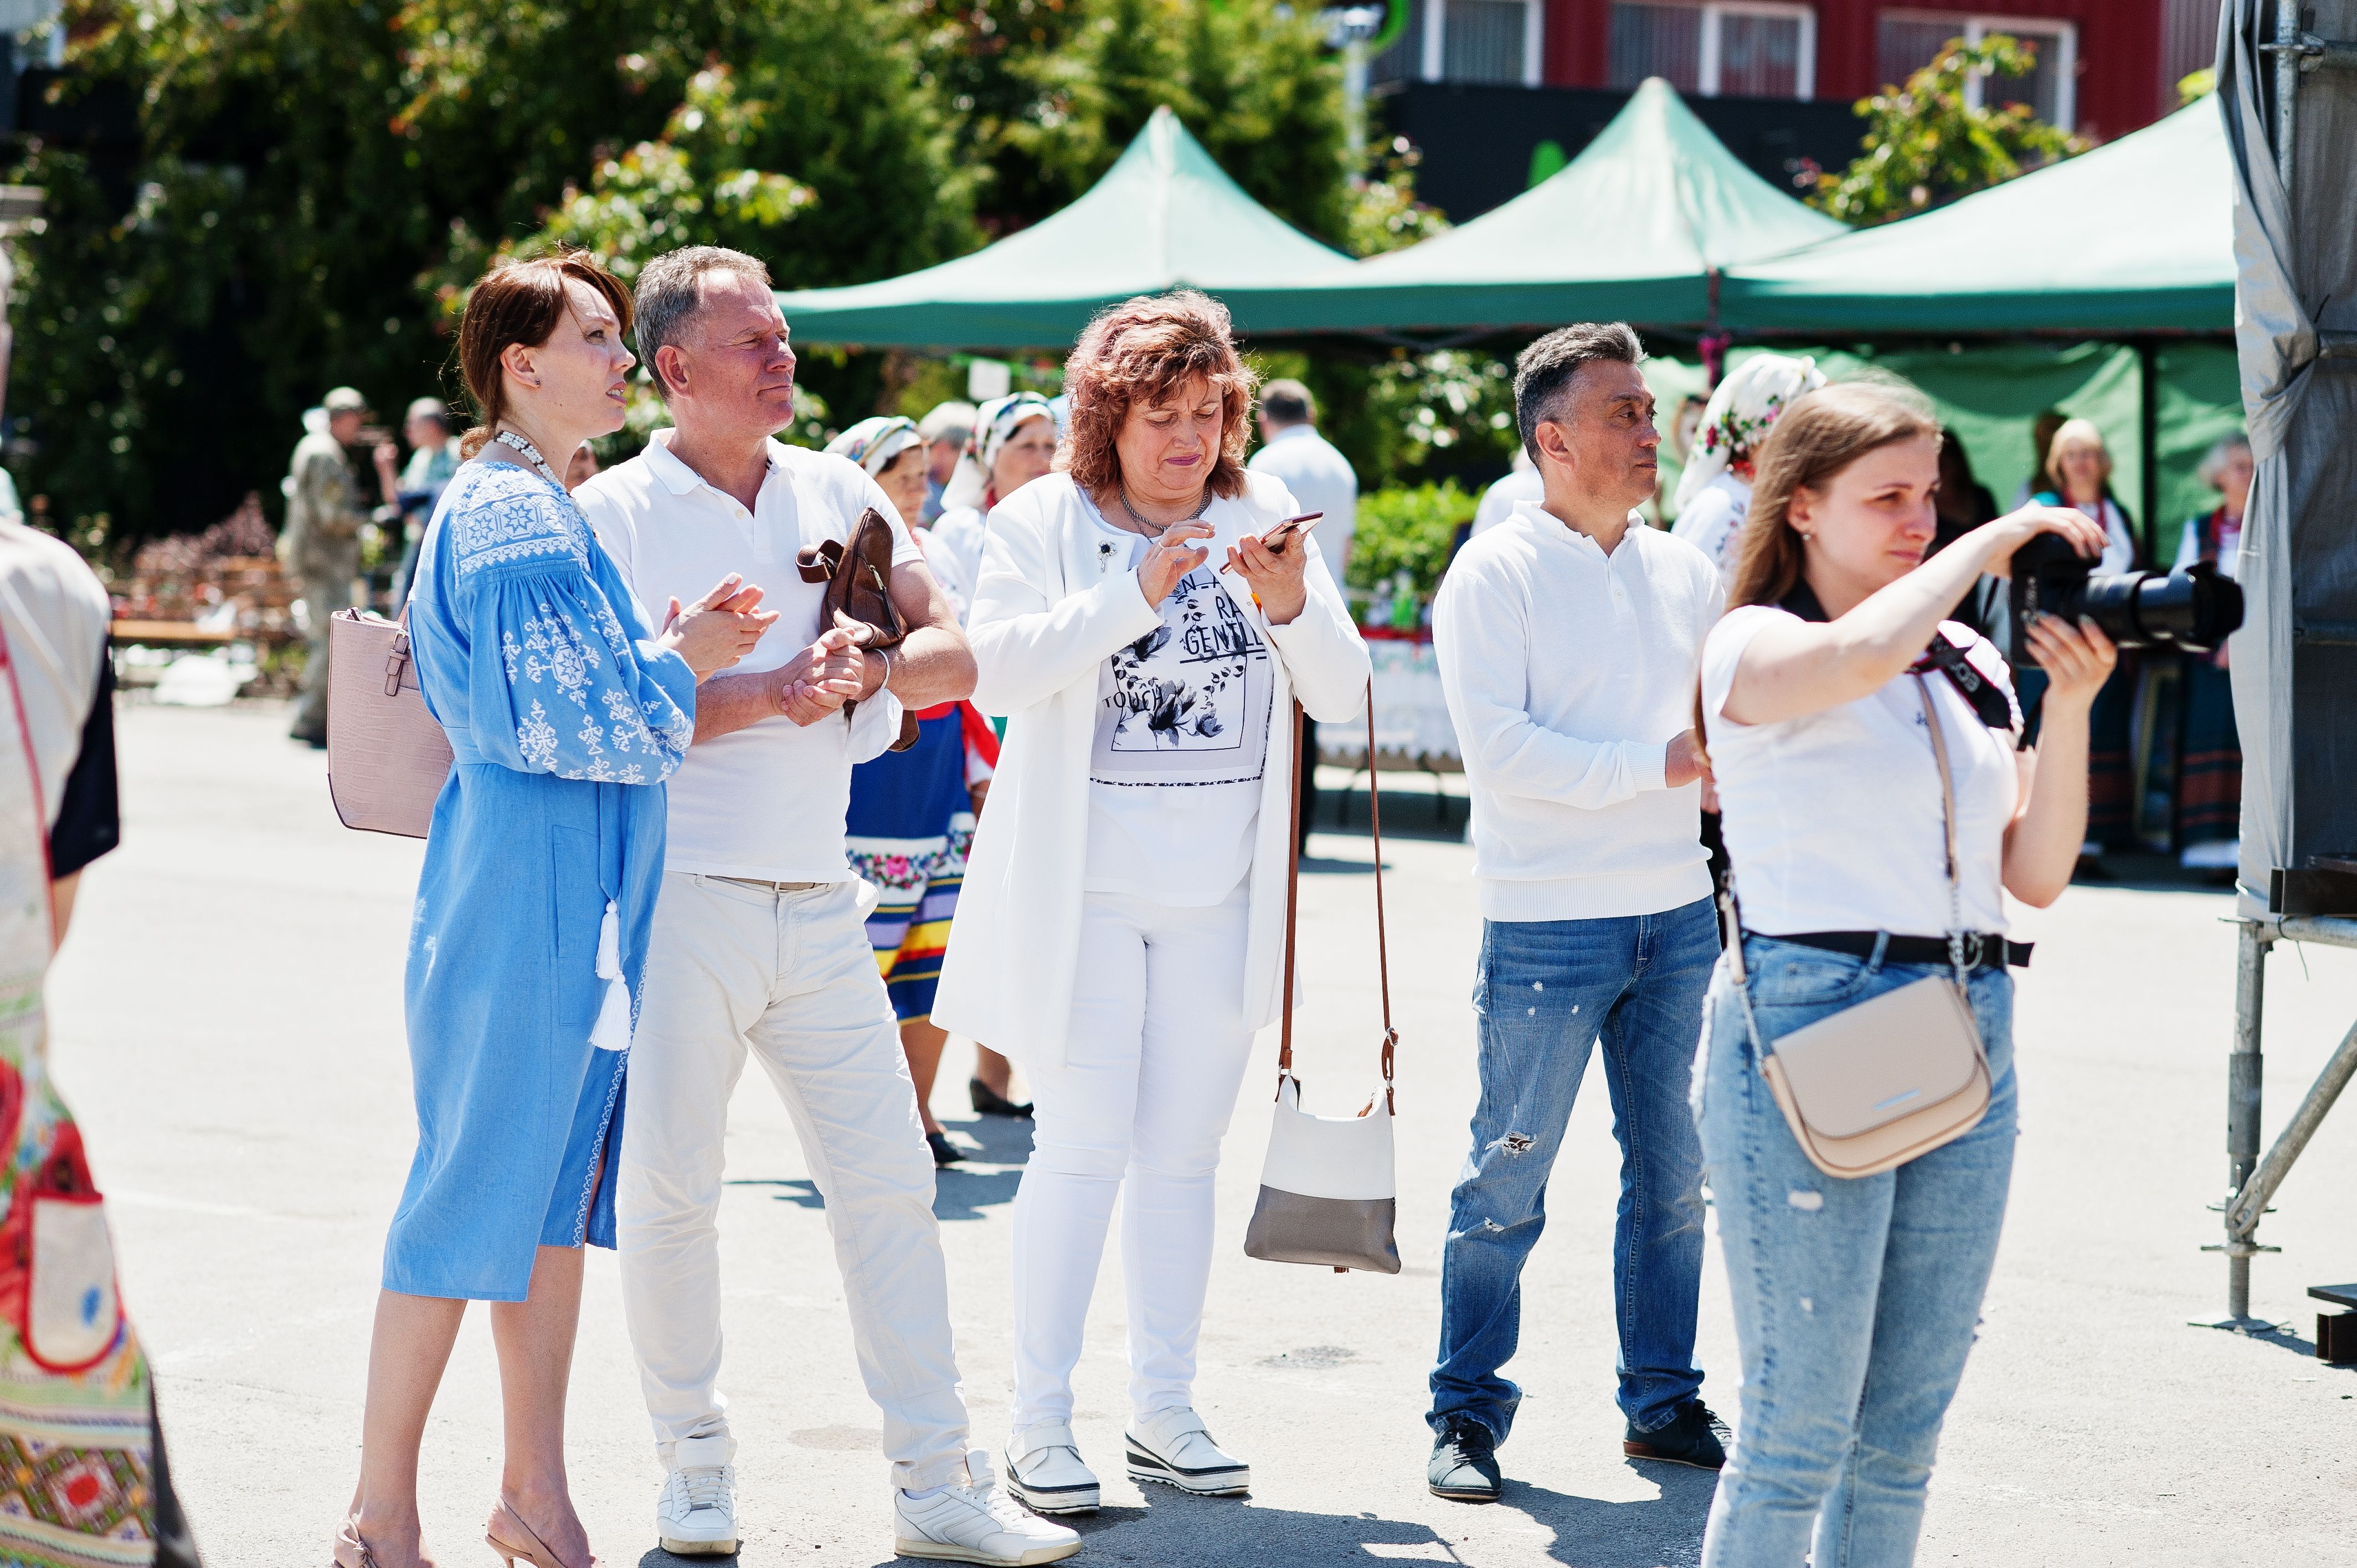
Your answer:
[575,428,919,882]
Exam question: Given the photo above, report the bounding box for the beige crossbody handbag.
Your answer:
[326,604,454,838]
[1244,685,1402,1274]
[1724,676,1991,1180]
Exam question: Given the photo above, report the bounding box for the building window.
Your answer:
[1370,0,1543,87]
[1876,12,2078,130]
[1608,2,1816,100]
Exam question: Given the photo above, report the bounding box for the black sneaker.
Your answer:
[1428,1417,1502,1503]
[969,1077,1033,1118]
[1623,1401,1728,1470]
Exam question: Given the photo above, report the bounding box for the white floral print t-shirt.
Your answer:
[1083,513,1275,907]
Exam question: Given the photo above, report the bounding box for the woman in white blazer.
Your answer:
[934,292,1370,1516]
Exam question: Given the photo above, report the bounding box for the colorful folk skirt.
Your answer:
[846,709,974,1024]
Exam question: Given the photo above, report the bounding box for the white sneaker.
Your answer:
[1125,1407,1249,1497]
[656,1434,739,1556]
[893,1450,1083,1564]
[1004,1420,1100,1515]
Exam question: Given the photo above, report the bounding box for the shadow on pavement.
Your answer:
[722,1117,1032,1224]
[836,1464,1716,1568]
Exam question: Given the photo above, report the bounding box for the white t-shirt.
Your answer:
[1247,425,1358,581]
[1669,471,1749,582]
[1701,606,2021,937]
[577,429,920,882]
[1080,505,1275,907]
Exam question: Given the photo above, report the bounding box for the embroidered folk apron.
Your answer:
[0,617,157,1566]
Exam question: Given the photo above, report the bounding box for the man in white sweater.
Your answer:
[1424,323,1727,1503]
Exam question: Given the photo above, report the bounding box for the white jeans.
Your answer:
[616,874,970,1491]
[1011,885,1257,1432]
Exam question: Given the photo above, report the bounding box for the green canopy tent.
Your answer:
[771,106,1349,350]
[1722,99,2234,336]
[1219,77,1845,340]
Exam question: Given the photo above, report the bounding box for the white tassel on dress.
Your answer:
[589,899,633,1053]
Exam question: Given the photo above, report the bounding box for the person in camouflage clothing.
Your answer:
[279,386,373,746]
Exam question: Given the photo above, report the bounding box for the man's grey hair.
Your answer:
[1512,322,1645,462]
[634,246,774,398]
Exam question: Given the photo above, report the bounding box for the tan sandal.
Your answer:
[483,1499,595,1568]
[331,1519,381,1568]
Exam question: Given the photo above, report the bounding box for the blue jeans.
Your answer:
[1695,935,2018,1568]
[1428,898,1718,1441]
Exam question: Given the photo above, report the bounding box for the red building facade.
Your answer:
[1376,0,2220,142]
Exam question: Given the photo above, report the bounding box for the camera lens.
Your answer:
[2123,564,2245,652]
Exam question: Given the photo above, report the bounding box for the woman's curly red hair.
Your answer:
[1058,290,1258,500]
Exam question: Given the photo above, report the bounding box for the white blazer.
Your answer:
[932,470,1372,1067]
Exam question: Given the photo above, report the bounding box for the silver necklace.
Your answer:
[495,429,562,484]
[1117,481,1210,539]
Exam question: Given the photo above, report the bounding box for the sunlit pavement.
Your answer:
[49,702,2356,1567]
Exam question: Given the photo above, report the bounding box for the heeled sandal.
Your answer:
[331,1520,381,1568]
[484,1499,596,1568]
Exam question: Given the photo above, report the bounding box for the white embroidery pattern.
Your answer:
[517,700,560,770]
[444,463,692,783]
[449,467,591,579]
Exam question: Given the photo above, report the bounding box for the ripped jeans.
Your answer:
[1695,936,2016,1568]
[1429,899,1717,1441]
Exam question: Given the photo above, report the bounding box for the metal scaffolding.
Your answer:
[2209,2,2357,1332]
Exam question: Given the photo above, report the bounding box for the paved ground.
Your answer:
[45,702,2357,1567]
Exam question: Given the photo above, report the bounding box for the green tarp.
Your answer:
[1222,78,1845,336]
[771,107,1349,350]
[1723,100,2235,336]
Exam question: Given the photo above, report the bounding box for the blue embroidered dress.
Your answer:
[388,459,696,1301]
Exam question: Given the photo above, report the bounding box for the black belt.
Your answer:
[1750,930,2032,971]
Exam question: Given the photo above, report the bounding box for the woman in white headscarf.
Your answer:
[1670,353,1825,580]
[932,393,1059,620]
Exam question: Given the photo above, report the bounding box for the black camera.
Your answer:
[2006,533,2246,667]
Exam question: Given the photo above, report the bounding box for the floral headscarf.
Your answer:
[939,391,1056,514]
[1674,353,1825,512]
[825,415,925,480]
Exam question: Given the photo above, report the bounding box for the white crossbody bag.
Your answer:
[1243,684,1402,1274]
[1723,677,1993,1180]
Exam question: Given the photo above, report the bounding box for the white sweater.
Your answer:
[1434,501,1723,921]
[932,471,1372,1067]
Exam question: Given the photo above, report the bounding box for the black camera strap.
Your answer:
[1775,580,2019,735]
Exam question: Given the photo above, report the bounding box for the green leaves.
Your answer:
[1346,480,1478,595]
[1810,35,2086,228]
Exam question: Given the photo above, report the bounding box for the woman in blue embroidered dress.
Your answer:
[336,252,776,1568]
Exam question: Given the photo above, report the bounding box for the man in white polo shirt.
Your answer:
[1424,323,1727,1503]
[575,246,1079,1567]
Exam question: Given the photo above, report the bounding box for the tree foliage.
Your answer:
[4,0,1359,544]
[1810,35,2086,227]
[912,0,1351,243]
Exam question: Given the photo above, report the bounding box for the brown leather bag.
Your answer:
[326,605,454,838]
[796,506,918,752]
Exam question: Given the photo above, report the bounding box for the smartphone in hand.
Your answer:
[1219,512,1322,572]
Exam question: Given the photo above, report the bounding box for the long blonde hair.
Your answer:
[1696,381,1941,751]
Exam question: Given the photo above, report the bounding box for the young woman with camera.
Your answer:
[1692,381,2115,1567]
